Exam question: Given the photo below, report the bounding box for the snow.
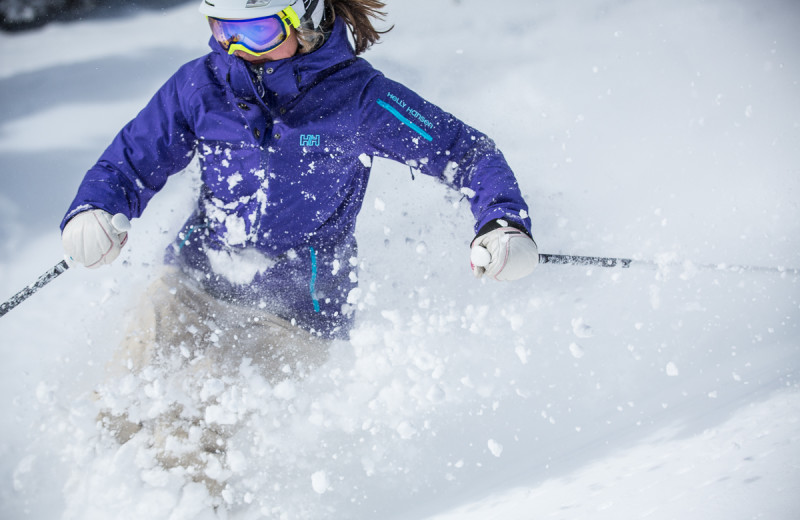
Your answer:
[487,439,504,458]
[469,245,491,267]
[311,470,330,495]
[1,0,799,519]
[205,246,276,284]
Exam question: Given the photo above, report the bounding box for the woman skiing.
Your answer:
[59,0,540,493]
[62,0,539,350]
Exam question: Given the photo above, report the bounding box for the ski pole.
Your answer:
[538,253,800,275]
[0,213,131,319]
[539,253,632,268]
[0,260,70,318]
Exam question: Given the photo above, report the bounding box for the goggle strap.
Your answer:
[281,7,301,29]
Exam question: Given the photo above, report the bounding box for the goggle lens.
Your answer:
[208,14,289,55]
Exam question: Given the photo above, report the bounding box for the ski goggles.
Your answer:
[208,8,301,57]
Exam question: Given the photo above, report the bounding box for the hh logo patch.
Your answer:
[300,134,321,147]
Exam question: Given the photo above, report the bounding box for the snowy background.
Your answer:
[1,0,799,518]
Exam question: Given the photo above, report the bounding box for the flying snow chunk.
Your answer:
[460,187,476,198]
[205,404,237,425]
[35,382,57,405]
[569,342,585,359]
[666,362,680,377]
[359,153,372,167]
[226,171,242,191]
[273,380,297,400]
[347,287,362,305]
[515,344,529,364]
[488,439,504,457]
[571,317,593,338]
[311,471,330,494]
[397,421,418,439]
[374,197,386,212]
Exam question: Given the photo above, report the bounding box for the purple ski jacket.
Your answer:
[62,18,532,338]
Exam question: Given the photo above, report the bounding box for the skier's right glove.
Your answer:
[62,209,130,268]
[470,219,539,281]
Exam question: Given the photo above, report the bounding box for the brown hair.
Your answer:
[297,0,392,55]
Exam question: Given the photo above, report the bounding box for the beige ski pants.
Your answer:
[109,266,329,381]
[98,267,330,491]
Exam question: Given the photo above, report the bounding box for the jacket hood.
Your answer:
[207,16,356,100]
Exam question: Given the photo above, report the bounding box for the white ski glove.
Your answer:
[62,209,130,268]
[470,219,539,281]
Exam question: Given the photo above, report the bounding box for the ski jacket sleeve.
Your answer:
[60,68,198,230]
[358,74,532,235]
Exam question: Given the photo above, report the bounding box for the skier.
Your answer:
[60,1,539,476]
[62,0,539,353]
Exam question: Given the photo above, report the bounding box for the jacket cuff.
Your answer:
[472,218,532,246]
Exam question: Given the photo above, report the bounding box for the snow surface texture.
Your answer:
[1,0,799,518]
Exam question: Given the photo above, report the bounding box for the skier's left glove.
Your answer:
[470,219,539,281]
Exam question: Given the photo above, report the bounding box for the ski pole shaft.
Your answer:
[0,260,70,318]
[538,253,799,275]
[539,253,632,268]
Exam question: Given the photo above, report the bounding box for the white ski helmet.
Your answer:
[199,0,326,30]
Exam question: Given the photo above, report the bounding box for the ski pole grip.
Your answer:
[111,213,131,233]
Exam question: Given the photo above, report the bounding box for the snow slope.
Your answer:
[1,0,799,518]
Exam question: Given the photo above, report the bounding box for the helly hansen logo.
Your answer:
[300,134,321,147]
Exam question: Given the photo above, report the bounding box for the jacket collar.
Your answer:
[210,17,356,102]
